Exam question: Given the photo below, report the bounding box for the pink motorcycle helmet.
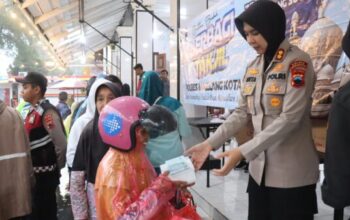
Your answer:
[98,96,149,151]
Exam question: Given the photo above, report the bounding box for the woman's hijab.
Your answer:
[67,78,109,167]
[73,82,121,183]
[138,71,164,105]
[92,82,122,143]
[234,1,286,69]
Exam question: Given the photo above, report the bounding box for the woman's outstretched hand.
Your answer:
[185,141,213,170]
[212,148,244,176]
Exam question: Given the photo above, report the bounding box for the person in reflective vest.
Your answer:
[16,72,67,220]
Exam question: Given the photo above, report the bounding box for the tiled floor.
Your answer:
[57,143,350,220]
[191,165,350,220]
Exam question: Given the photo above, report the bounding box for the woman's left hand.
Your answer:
[212,148,244,176]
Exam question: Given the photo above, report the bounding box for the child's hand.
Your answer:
[160,171,194,189]
[172,180,195,189]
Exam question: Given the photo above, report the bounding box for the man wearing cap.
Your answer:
[16,72,67,220]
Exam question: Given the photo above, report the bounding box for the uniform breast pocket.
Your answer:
[262,81,286,116]
[243,83,256,115]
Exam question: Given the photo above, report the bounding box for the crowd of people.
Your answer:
[1,1,350,220]
[0,64,190,220]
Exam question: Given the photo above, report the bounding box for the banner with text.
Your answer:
[180,0,350,109]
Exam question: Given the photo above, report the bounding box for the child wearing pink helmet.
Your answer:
[95,96,190,220]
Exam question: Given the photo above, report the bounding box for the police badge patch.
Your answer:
[266,83,281,93]
[247,68,258,75]
[290,61,307,88]
[270,97,282,107]
[44,113,55,129]
[275,49,285,61]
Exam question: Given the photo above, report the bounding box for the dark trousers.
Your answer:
[247,176,317,220]
[30,178,58,220]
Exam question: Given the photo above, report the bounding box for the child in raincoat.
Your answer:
[95,97,195,220]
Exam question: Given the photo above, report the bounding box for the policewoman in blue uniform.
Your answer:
[186,1,319,219]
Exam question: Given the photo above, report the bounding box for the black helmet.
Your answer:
[139,105,177,139]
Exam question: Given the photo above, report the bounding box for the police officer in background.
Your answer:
[186,1,319,219]
[16,72,67,220]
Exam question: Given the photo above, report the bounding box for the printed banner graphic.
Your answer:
[180,0,350,109]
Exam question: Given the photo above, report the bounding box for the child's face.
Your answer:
[135,126,149,145]
[96,87,116,114]
[21,83,41,103]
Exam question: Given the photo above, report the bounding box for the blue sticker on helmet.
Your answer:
[103,113,123,136]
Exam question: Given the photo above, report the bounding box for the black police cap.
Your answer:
[15,72,48,92]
